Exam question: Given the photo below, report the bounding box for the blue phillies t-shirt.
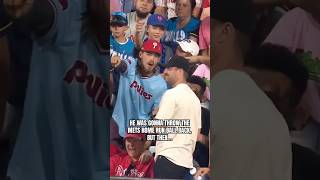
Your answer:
[163,17,200,51]
[110,35,134,94]
[110,35,134,58]
[112,58,167,137]
[7,1,109,180]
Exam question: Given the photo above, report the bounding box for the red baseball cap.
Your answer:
[125,133,146,140]
[141,39,162,55]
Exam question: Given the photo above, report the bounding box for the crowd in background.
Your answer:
[109,0,211,179]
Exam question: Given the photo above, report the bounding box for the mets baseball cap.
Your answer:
[177,39,200,56]
[147,14,167,28]
[213,0,255,35]
[125,133,146,140]
[141,39,162,55]
[111,12,128,26]
[165,56,190,73]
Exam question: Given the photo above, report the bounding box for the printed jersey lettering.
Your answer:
[63,60,112,109]
[115,165,145,177]
[130,80,153,100]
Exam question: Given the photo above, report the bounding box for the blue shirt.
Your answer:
[112,58,167,137]
[110,35,134,58]
[110,35,134,94]
[8,1,109,180]
[163,17,200,51]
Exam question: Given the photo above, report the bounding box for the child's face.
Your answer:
[110,25,128,38]
[147,25,166,42]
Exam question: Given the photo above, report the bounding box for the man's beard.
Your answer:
[136,10,149,19]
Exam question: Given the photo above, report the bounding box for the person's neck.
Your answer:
[115,35,127,43]
[140,70,154,77]
[131,157,139,162]
[172,79,186,88]
[213,49,244,75]
[178,16,191,28]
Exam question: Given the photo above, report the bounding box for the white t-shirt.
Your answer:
[155,83,202,168]
[212,70,292,180]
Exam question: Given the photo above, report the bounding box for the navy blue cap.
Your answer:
[165,56,190,73]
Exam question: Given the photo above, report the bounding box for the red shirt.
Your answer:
[110,152,154,178]
[110,144,123,157]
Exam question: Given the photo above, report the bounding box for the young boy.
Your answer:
[144,14,172,72]
[110,12,135,103]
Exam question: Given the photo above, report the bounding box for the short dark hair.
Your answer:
[213,0,255,35]
[245,43,309,107]
[187,75,206,96]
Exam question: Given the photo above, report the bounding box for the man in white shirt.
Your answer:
[212,0,292,180]
[154,56,202,179]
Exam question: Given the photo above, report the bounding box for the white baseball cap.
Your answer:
[177,39,200,56]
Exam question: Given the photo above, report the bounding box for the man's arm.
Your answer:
[111,55,128,73]
[3,0,54,36]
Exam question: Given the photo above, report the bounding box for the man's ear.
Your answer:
[220,22,235,43]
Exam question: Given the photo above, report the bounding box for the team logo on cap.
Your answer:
[157,15,163,21]
[153,42,158,49]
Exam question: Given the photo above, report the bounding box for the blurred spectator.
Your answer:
[163,0,200,52]
[126,0,154,48]
[212,0,292,180]
[111,39,167,139]
[144,14,173,72]
[154,0,203,19]
[264,4,320,153]
[175,38,199,58]
[244,43,320,180]
[175,38,199,74]
[187,75,210,167]
[187,16,210,66]
[110,0,134,14]
[190,16,210,104]
[110,12,135,102]
[110,133,154,178]
[2,1,109,180]
[154,56,201,179]
[200,0,209,20]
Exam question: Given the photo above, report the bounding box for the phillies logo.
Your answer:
[63,60,112,109]
[152,42,158,49]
